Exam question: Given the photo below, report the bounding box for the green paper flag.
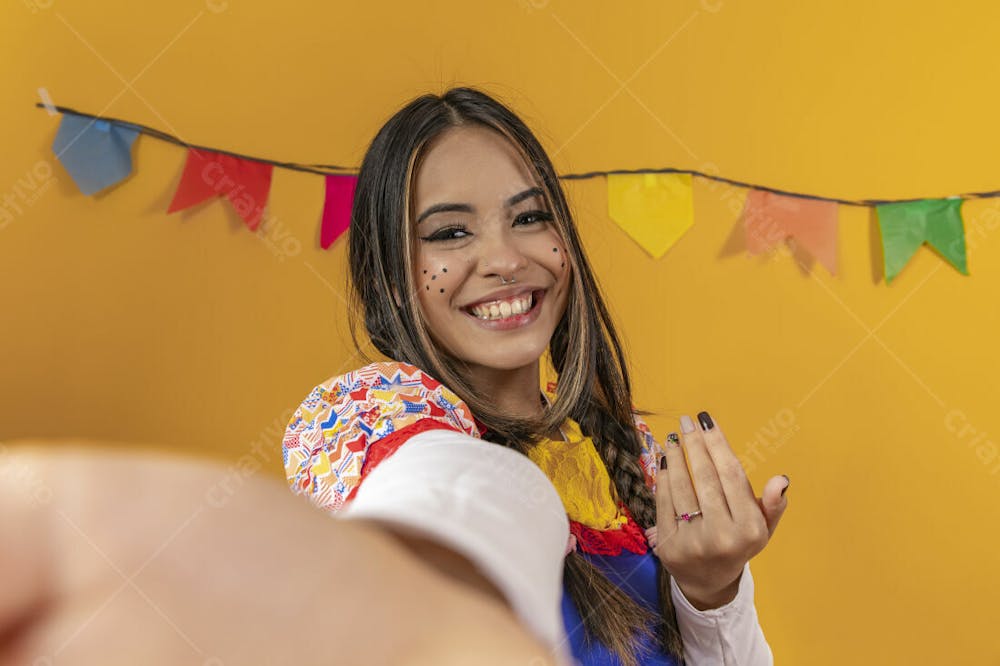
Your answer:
[875,198,969,284]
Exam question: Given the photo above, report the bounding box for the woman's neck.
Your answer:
[463,360,545,420]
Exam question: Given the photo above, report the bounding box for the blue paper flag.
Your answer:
[52,113,140,195]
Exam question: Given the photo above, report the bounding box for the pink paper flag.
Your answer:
[739,190,839,275]
[321,174,358,249]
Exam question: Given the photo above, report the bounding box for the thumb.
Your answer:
[757,474,790,538]
[564,533,577,557]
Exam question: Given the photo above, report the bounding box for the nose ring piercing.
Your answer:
[499,275,517,285]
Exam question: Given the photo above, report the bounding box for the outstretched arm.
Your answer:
[0,441,559,666]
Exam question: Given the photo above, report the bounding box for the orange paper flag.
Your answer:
[168,150,273,230]
[739,190,839,275]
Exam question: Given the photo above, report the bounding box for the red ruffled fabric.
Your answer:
[345,419,461,502]
[570,503,649,556]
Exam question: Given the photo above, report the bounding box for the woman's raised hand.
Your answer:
[645,412,789,610]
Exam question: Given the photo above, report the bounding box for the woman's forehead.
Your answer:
[412,126,539,209]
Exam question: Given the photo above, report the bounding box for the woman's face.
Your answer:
[410,125,571,373]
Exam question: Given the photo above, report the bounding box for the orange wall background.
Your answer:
[2,1,999,663]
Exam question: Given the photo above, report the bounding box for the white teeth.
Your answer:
[469,293,534,321]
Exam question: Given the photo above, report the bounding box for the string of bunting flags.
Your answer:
[37,102,978,283]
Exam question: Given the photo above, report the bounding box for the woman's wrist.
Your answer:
[675,571,742,611]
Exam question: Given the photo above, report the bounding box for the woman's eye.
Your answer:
[420,226,469,242]
[515,210,554,226]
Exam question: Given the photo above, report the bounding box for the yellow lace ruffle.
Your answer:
[526,417,628,531]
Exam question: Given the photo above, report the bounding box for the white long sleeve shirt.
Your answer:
[671,560,773,665]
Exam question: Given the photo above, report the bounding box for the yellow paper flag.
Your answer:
[607,172,694,259]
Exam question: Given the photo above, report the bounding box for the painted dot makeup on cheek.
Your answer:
[439,288,445,293]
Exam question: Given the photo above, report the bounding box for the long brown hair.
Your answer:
[347,86,685,665]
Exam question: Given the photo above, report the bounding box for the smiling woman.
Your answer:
[283,87,784,666]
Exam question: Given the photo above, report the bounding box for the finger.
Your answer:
[678,414,730,522]
[697,413,761,527]
[564,533,578,557]
[644,526,658,548]
[654,452,679,540]
[663,430,700,524]
[758,475,790,538]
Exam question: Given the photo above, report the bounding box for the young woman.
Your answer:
[283,87,789,665]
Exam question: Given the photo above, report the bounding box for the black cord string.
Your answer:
[35,102,994,206]
[36,103,355,176]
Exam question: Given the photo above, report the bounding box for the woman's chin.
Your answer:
[463,345,548,373]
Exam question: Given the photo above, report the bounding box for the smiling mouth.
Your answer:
[462,290,542,321]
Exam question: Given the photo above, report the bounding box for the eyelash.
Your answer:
[419,211,554,242]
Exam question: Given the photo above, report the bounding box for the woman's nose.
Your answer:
[477,227,528,278]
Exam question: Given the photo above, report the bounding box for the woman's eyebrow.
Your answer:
[416,187,544,224]
[506,186,544,208]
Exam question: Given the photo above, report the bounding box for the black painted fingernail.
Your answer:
[697,411,714,431]
[659,455,667,470]
[780,475,790,496]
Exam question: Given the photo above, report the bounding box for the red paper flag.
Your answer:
[739,190,839,275]
[321,174,357,249]
[167,150,273,230]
